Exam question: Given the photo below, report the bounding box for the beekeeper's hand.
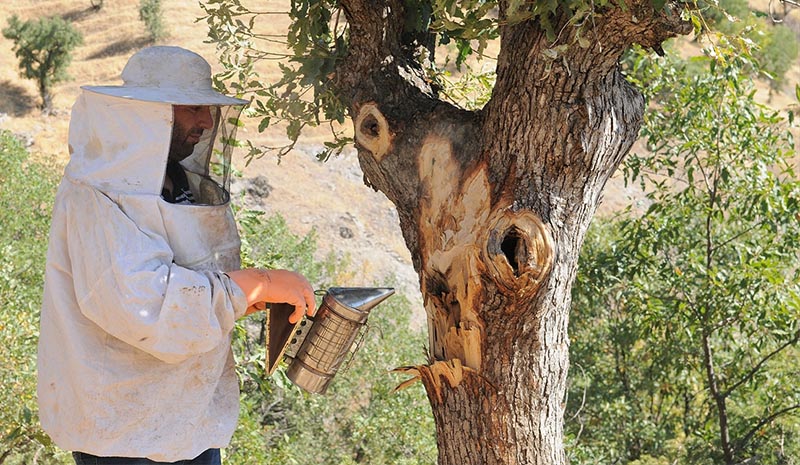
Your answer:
[227,269,316,323]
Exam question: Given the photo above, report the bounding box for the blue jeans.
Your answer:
[72,448,221,465]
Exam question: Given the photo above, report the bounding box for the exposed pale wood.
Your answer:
[393,360,475,402]
[483,208,554,297]
[353,102,393,161]
[416,133,491,372]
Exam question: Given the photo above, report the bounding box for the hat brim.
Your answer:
[82,85,249,106]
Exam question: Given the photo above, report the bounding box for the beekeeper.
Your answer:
[37,46,316,465]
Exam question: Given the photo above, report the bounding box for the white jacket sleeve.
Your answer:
[63,183,247,364]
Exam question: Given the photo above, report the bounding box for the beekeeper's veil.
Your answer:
[74,45,248,205]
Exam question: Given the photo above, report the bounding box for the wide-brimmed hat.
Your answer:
[82,46,248,106]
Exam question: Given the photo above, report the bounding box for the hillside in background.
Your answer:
[0,0,426,314]
[1,0,799,316]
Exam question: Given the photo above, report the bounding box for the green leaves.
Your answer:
[696,0,800,90]
[139,0,166,41]
[0,132,62,462]
[228,209,436,464]
[570,42,800,464]
[2,15,83,111]
[429,0,499,67]
[204,0,699,163]
[202,0,348,161]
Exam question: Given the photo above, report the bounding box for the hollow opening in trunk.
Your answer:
[360,114,380,138]
[501,227,527,277]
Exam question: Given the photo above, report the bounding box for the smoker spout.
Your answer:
[327,287,395,313]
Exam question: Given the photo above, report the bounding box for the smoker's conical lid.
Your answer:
[327,287,395,312]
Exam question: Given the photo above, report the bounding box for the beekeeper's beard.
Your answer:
[168,123,204,162]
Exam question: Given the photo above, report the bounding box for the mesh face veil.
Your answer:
[76,46,249,205]
[175,105,244,206]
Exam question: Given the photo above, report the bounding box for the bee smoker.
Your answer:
[266,287,395,394]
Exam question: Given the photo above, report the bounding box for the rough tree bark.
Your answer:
[333,2,690,464]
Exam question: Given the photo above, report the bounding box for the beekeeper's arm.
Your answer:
[65,186,247,364]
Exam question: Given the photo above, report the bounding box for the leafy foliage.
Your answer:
[2,15,83,112]
[568,44,800,465]
[228,208,436,464]
[0,132,70,464]
[697,0,799,90]
[753,23,799,91]
[201,0,795,166]
[201,0,350,162]
[228,182,437,464]
[229,297,437,465]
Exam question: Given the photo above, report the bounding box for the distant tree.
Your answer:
[568,45,800,465]
[701,0,751,24]
[2,15,83,114]
[90,0,104,10]
[139,0,166,42]
[755,23,799,92]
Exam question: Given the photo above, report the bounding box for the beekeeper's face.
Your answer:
[169,105,214,162]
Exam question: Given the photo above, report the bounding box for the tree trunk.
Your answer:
[335,2,690,463]
[39,83,53,114]
[702,329,734,464]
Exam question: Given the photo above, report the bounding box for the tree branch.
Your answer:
[734,404,800,455]
[337,0,405,93]
[721,330,800,399]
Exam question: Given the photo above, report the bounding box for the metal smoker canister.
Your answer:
[286,287,394,394]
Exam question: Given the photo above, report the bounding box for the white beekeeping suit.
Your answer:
[37,47,251,462]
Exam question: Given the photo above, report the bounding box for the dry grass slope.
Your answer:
[0,0,424,309]
[0,0,798,308]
